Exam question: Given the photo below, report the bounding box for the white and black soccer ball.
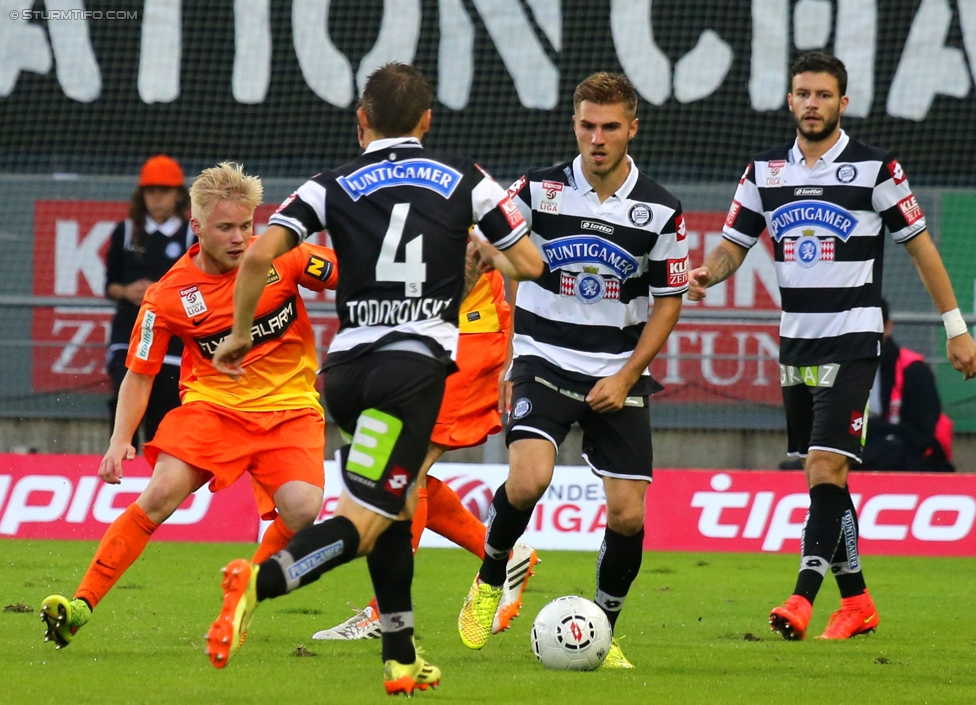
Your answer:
[530,596,612,671]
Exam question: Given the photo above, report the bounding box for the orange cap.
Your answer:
[139,155,184,188]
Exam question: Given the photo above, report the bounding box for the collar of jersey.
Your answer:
[146,215,184,237]
[790,128,850,167]
[572,154,639,200]
[363,136,424,155]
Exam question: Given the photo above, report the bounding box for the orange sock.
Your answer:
[75,503,159,610]
[411,488,428,554]
[425,476,487,559]
[252,516,297,564]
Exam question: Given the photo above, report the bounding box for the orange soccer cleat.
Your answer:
[818,590,879,640]
[769,594,812,641]
[206,559,259,668]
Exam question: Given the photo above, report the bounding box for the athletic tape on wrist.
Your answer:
[942,308,968,339]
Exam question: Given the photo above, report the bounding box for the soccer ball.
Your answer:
[530,596,612,671]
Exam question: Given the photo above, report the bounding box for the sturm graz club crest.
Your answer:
[512,397,532,419]
[574,270,606,304]
[795,235,821,267]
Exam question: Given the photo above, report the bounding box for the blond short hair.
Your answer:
[190,162,263,223]
[573,72,638,120]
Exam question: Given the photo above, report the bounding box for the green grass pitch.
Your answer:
[3,540,975,704]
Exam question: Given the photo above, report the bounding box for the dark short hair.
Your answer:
[359,63,433,137]
[790,52,848,96]
[573,72,638,119]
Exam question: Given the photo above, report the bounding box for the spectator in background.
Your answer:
[863,299,954,472]
[105,155,194,448]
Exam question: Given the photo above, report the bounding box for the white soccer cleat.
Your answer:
[312,603,382,640]
[493,542,540,634]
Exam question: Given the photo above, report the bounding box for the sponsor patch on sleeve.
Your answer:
[275,192,297,214]
[725,200,741,228]
[675,214,687,241]
[897,195,923,225]
[667,257,689,287]
[738,164,752,185]
[499,196,525,230]
[305,254,334,282]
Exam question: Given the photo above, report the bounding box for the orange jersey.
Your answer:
[126,241,338,414]
[458,270,510,334]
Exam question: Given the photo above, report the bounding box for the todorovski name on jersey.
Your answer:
[346,297,454,326]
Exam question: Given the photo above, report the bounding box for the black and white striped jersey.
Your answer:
[508,155,689,395]
[269,137,527,368]
[723,130,926,366]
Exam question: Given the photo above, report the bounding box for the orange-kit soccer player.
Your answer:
[40,162,337,649]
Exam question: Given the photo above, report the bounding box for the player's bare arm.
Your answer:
[687,239,748,302]
[462,246,483,299]
[469,234,543,281]
[212,224,298,377]
[903,230,976,380]
[586,294,682,413]
[99,369,154,484]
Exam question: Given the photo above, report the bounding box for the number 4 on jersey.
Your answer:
[376,203,427,297]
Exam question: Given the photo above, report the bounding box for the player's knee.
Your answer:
[505,477,546,510]
[606,504,645,536]
[276,488,323,532]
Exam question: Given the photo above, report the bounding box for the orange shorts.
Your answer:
[432,330,508,450]
[145,401,325,521]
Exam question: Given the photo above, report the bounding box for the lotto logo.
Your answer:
[385,468,410,497]
[887,160,906,184]
[667,258,688,287]
[725,200,741,228]
[850,411,865,435]
[898,195,923,225]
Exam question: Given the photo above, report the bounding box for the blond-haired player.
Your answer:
[40,162,338,649]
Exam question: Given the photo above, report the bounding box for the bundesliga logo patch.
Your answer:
[560,271,620,304]
[179,285,208,317]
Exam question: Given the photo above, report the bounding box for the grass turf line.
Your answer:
[3,540,975,704]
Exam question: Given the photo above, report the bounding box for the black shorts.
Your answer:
[505,378,653,481]
[780,358,878,463]
[324,351,447,519]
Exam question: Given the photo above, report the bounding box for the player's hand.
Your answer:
[468,238,499,274]
[947,332,976,380]
[585,374,632,413]
[98,440,135,484]
[212,333,252,379]
[686,266,710,302]
[497,375,512,415]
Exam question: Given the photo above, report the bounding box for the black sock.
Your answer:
[479,483,535,587]
[793,483,846,604]
[256,515,360,600]
[830,486,866,598]
[595,527,644,632]
[367,520,415,664]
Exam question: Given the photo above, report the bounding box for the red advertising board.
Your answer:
[651,212,782,406]
[0,453,259,542]
[645,469,976,557]
[30,201,338,394]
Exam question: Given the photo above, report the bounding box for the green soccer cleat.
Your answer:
[601,637,634,669]
[40,595,91,649]
[384,655,441,696]
[206,559,259,669]
[457,576,503,650]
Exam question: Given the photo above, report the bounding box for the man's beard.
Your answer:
[795,112,840,142]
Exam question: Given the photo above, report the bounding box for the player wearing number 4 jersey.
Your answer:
[689,52,976,641]
[40,163,337,650]
[313,264,540,643]
[207,63,543,696]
